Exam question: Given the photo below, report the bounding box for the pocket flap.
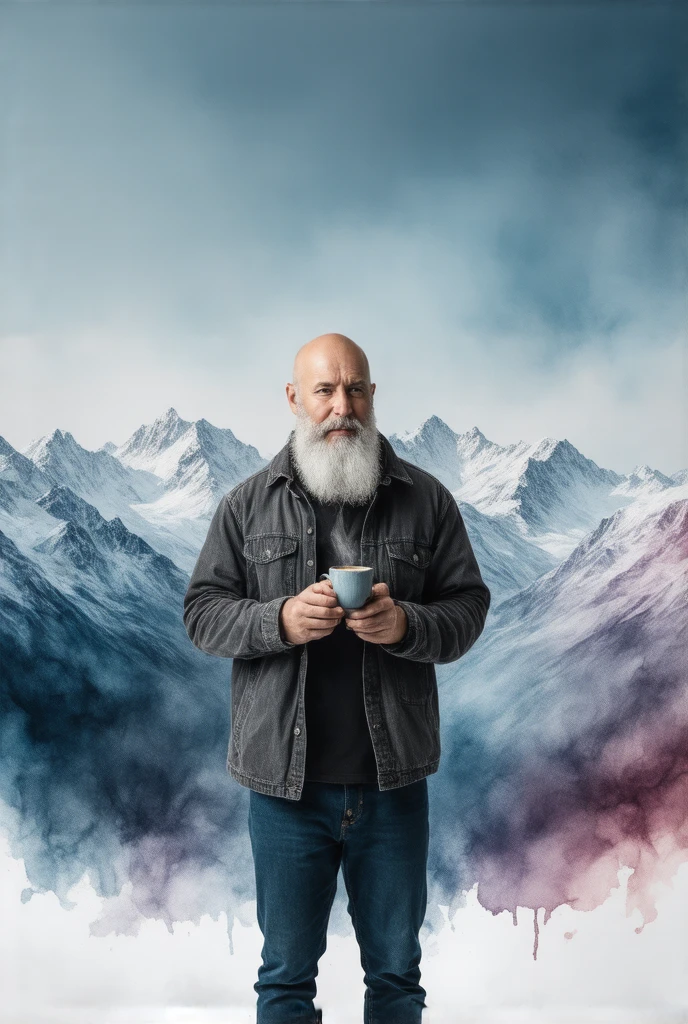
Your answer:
[386,541,432,569]
[244,535,298,563]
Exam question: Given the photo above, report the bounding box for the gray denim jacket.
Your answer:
[183,429,491,800]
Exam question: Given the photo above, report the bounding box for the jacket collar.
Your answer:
[265,428,413,489]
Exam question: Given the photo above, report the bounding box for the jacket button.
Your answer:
[294,727,301,736]
[383,476,390,485]
[307,559,314,567]
[413,553,419,561]
[307,527,313,534]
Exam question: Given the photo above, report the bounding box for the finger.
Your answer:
[304,587,341,606]
[346,621,388,638]
[302,606,344,621]
[346,600,390,619]
[348,610,394,630]
[310,581,334,595]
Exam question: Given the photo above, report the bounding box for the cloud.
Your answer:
[1,4,684,470]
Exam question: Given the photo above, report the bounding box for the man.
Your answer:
[183,333,491,1024]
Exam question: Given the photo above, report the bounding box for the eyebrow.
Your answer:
[313,379,366,389]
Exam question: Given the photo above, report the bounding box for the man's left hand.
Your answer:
[344,582,408,644]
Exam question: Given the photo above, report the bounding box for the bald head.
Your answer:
[292,333,371,395]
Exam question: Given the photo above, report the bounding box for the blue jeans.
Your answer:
[248,777,430,1024]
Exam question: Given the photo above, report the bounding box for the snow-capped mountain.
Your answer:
[459,499,558,601]
[107,407,267,524]
[442,489,688,720]
[390,415,466,489]
[6,412,267,574]
[22,428,159,515]
[34,485,187,599]
[108,406,193,474]
[613,464,678,495]
[391,415,680,558]
[6,429,191,572]
[7,410,685,600]
[0,435,52,512]
[0,472,188,633]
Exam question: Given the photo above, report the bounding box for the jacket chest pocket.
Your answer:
[386,540,432,601]
[243,534,299,601]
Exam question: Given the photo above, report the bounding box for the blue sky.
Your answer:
[1,3,685,474]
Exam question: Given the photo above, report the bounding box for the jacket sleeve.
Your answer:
[183,492,297,659]
[379,489,490,665]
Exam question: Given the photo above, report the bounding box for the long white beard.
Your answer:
[289,402,382,506]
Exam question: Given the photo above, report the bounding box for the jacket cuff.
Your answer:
[261,596,298,653]
[380,600,425,659]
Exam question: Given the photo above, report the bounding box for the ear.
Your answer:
[286,383,298,414]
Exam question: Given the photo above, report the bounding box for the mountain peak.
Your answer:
[396,415,456,446]
[423,414,452,431]
[22,428,84,465]
[195,418,239,444]
[456,424,492,460]
[49,428,78,446]
[389,416,462,489]
[531,436,562,460]
[113,408,192,465]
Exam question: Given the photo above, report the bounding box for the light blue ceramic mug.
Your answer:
[319,565,374,611]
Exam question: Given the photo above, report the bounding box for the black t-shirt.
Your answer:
[299,489,379,785]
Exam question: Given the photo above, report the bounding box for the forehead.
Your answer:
[299,347,368,384]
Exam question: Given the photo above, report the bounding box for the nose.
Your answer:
[331,385,354,419]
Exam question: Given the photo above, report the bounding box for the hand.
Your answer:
[344,582,408,645]
[280,580,345,645]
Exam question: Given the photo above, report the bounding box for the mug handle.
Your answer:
[319,573,331,582]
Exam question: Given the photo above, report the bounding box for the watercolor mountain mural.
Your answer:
[0,410,686,959]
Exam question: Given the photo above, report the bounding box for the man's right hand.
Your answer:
[280,580,345,645]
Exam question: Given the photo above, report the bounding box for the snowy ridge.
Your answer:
[391,415,465,489]
[441,488,688,729]
[107,407,267,523]
[3,411,685,605]
[0,434,52,512]
[22,428,154,516]
[109,406,193,474]
[458,499,558,601]
[391,416,680,559]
